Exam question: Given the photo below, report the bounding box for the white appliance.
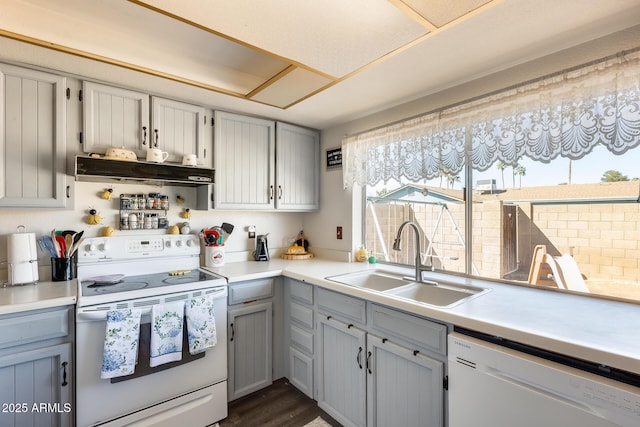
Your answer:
[75,235,228,427]
[448,331,640,427]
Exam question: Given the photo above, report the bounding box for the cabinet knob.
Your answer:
[142,126,147,145]
[154,129,159,147]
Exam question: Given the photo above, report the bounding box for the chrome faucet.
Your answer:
[392,220,434,283]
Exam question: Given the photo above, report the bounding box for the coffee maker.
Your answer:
[253,234,270,261]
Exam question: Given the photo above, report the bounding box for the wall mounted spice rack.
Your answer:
[119,193,170,230]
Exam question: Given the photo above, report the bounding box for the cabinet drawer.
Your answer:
[290,323,314,354]
[289,281,313,304]
[370,304,447,355]
[290,300,314,329]
[0,307,70,350]
[317,288,366,324]
[228,278,274,305]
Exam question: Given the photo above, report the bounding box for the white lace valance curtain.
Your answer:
[342,50,640,189]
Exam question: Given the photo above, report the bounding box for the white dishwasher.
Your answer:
[448,331,640,427]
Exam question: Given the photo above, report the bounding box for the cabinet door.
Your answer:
[317,316,366,427]
[228,301,273,400]
[82,81,150,156]
[0,342,72,427]
[275,122,320,211]
[151,96,205,164]
[214,111,275,210]
[0,65,68,208]
[367,335,444,427]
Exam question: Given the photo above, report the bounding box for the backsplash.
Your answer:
[0,181,305,281]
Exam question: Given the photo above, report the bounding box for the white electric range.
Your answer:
[75,234,228,427]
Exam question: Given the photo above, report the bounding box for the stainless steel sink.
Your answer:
[385,281,489,308]
[325,270,411,292]
[326,270,489,308]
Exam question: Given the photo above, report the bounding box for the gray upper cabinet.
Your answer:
[0,64,69,208]
[210,111,319,211]
[83,83,206,164]
[275,122,320,211]
[82,81,150,156]
[213,110,276,210]
[151,96,206,164]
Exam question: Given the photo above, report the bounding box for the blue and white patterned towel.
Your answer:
[186,294,217,354]
[150,301,185,367]
[101,308,142,379]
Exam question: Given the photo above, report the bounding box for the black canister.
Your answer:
[51,256,77,281]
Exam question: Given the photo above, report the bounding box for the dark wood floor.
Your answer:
[219,379,342,427]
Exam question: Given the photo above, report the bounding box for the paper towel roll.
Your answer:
[7,232,39,285]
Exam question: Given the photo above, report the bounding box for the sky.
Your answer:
[474,145,640,189]
[369,145,640,194]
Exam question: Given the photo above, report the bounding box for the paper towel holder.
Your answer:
[4,225,39,287]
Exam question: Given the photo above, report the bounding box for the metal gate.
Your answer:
[502,204,518,275]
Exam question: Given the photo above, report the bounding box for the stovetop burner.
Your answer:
[80,269,222,298]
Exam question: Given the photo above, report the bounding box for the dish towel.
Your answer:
[101,308,142,379]
[185,294,217,354]
[150,301,185,367]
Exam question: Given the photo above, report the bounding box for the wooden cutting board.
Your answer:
[281,253,314,260]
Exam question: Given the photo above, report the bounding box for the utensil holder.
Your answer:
[205,245,225,267]
[51,256,77,281]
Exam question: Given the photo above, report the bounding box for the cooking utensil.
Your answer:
[65,234,74,258]
[55,235,67,257]
[221,222,234,235]
[38,236,58,257]
[51,229,61,257]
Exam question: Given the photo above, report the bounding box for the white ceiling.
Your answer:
[1,0,640,130]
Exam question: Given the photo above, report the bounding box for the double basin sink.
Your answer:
[326,270,490,308]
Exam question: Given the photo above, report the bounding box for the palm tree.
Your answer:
[447,174,461,189]
[514,165,526,188]
[496,161,506,189]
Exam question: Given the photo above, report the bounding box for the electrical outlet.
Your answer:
[247,225,256,238]
[337,226,343,240]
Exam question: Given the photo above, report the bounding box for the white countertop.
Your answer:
[2,257,638,376]
[207,257,640,376]
[0,279,77,315]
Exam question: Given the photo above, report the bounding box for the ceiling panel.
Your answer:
[397,0,494,27]
[133,0,429,78]
[249,68,334,108]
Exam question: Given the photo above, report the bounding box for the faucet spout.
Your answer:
[392,220,433,283]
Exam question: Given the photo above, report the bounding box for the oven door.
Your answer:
[75,287,227,427]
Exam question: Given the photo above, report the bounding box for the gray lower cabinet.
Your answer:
[313,288,447,427]
[366,334,444,427]
[227,278,275,401]
[286,279,315,398]
[317,315,367,427]
[0,306,73,427]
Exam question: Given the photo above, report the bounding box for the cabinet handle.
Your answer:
[154,129,159,147]
[366,351,372,374]
[269,185,274,200]
[142,126,147,145]
[230,323,235,342]
[356,346,363,369]
[61,361,68,386]
[278,185,283,200]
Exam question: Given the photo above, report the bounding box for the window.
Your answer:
[349,49,640,303]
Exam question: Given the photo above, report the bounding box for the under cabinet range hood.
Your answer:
[75,156,215,186]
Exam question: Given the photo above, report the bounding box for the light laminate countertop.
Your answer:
[206,257,640,376]
[0,279,76,315]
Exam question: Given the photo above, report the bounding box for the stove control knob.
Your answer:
[99,243,110,252]
[86,243,97,252]
[186,239,194,247]
[175,239,183,248]
[165,240,173,248]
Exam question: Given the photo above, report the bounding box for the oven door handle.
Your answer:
[77,307,151,321]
